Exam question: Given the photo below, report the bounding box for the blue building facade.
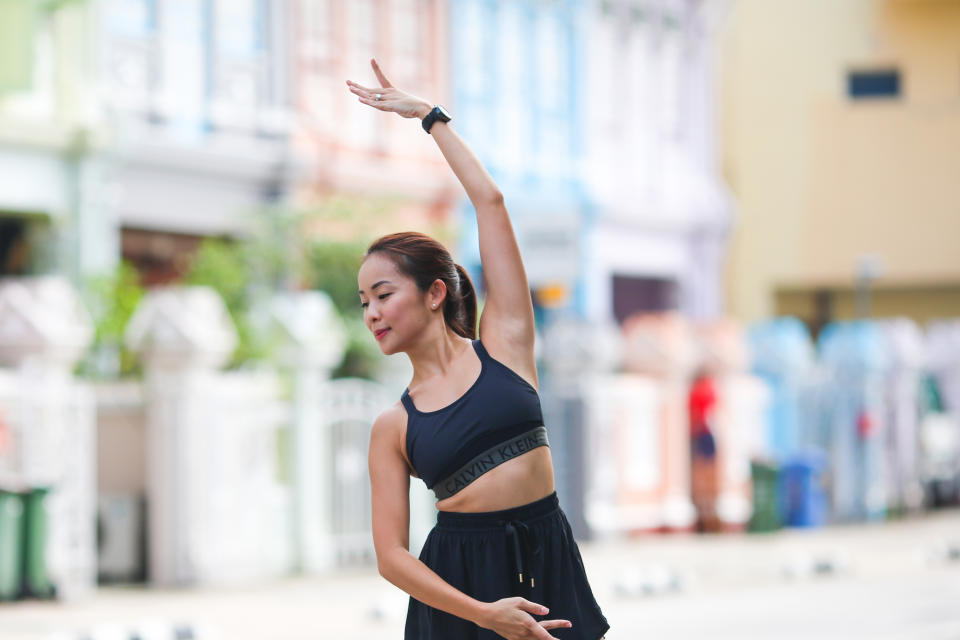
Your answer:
[450,0,732,329]
[449,0,590,319]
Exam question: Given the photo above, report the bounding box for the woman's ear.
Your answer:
[429,278,448,310]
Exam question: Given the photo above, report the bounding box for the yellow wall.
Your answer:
[721,0,960,323]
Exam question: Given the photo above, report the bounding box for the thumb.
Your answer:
[517,598,550,616]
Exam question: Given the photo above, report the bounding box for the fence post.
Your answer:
[125,286,237,585]
[0,276,95,599]
[270,291,346,574]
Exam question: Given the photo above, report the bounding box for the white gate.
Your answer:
[323,377,391,567]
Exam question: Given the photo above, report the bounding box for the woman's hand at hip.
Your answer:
[347,58,431,119]
[475,597,573,639]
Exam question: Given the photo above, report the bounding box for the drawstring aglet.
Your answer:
[531,577,535,588]
[518,572,523,583]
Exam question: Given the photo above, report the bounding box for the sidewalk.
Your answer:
[3,509,959,640]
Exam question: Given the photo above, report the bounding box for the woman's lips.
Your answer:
[374,328,390,340]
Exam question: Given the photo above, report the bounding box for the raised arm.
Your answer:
[347,60,536,375]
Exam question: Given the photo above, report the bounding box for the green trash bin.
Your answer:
[0,490,25,600]
[749,460,782,533]
[23,488,54,598]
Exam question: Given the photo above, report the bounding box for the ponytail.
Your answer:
[447,264,477,339]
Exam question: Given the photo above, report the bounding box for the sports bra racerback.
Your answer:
[401,338,548,500]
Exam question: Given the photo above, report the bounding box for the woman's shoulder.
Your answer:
[372,400,407,438]
[370,401,417,477]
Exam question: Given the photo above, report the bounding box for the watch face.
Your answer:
[436,105,452,121]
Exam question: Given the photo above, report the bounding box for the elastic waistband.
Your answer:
[436,491,560,531]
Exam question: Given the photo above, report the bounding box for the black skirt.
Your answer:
[405,491,611,640]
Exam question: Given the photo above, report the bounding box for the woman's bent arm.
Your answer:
[368,408,568,639]
[368,408,486,625]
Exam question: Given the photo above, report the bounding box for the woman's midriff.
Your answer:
[435,446,556,513]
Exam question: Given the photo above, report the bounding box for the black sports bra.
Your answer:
[401,338,548,500]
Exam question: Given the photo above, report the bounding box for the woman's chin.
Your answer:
[377,340,398,356]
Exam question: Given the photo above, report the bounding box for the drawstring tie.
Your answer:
[504,519,542,597]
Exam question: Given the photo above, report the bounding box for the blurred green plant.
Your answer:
[305,240,365,314]
[75,191,461,380]
[302,239,379,379]
[179,204,382,377]
[183,237,271,368]
[78,260,145,378]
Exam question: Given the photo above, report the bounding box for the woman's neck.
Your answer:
[405,328,472,390]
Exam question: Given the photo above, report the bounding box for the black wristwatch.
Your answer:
[422,105,451,134]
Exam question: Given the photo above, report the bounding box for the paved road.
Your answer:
[4,510,959,640]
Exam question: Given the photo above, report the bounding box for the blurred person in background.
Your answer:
[351,59,610,640]
[689,368,720,532]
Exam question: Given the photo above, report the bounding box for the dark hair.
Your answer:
[365,231,477,339]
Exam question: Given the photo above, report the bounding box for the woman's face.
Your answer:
[358,253,432,355]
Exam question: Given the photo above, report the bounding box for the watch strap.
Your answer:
[422,105,450,134]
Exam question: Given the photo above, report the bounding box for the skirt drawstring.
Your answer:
[504,519,542,597]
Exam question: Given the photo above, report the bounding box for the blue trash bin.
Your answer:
[780,453,829,527]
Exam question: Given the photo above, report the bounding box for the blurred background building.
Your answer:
[582,0,730,326]
[721,0,960,332]
[452,0,731,327]
[295,0,458,235]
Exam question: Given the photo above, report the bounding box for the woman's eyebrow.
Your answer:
[358,280,391,295]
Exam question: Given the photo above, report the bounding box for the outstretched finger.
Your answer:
[371,58,393,88]
[516,599,550,616]
[530,622,560,640]
[346,79,378,96]
[357,96,390,111]
[540,619,573,631]
[346,83,375,100]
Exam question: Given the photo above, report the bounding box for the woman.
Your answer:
[350,59,610,640]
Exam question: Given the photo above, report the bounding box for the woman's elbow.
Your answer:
[376,549,398,580]
[485,189,505,208]
[473,187,504,210]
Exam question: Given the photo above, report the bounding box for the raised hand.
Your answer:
[346,58,432,119]
[476,597,573,639]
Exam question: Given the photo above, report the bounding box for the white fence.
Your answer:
[0,277,97,599]
[120,286,414,585]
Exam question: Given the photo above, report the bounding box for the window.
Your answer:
[0,216,55,276]
[0,217,31,275]
[848,69,900,99]
[102,0,158,112]
[157,0,207,136]
[612,275,678,325]
[209,0,266,129]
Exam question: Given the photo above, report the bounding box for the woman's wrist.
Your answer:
[415,102,433,120]
[469,600,491,628]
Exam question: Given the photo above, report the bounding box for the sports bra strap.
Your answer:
[472,338,492,362]
[400,389,416,413]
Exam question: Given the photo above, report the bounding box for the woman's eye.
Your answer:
[360,293,389,309]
